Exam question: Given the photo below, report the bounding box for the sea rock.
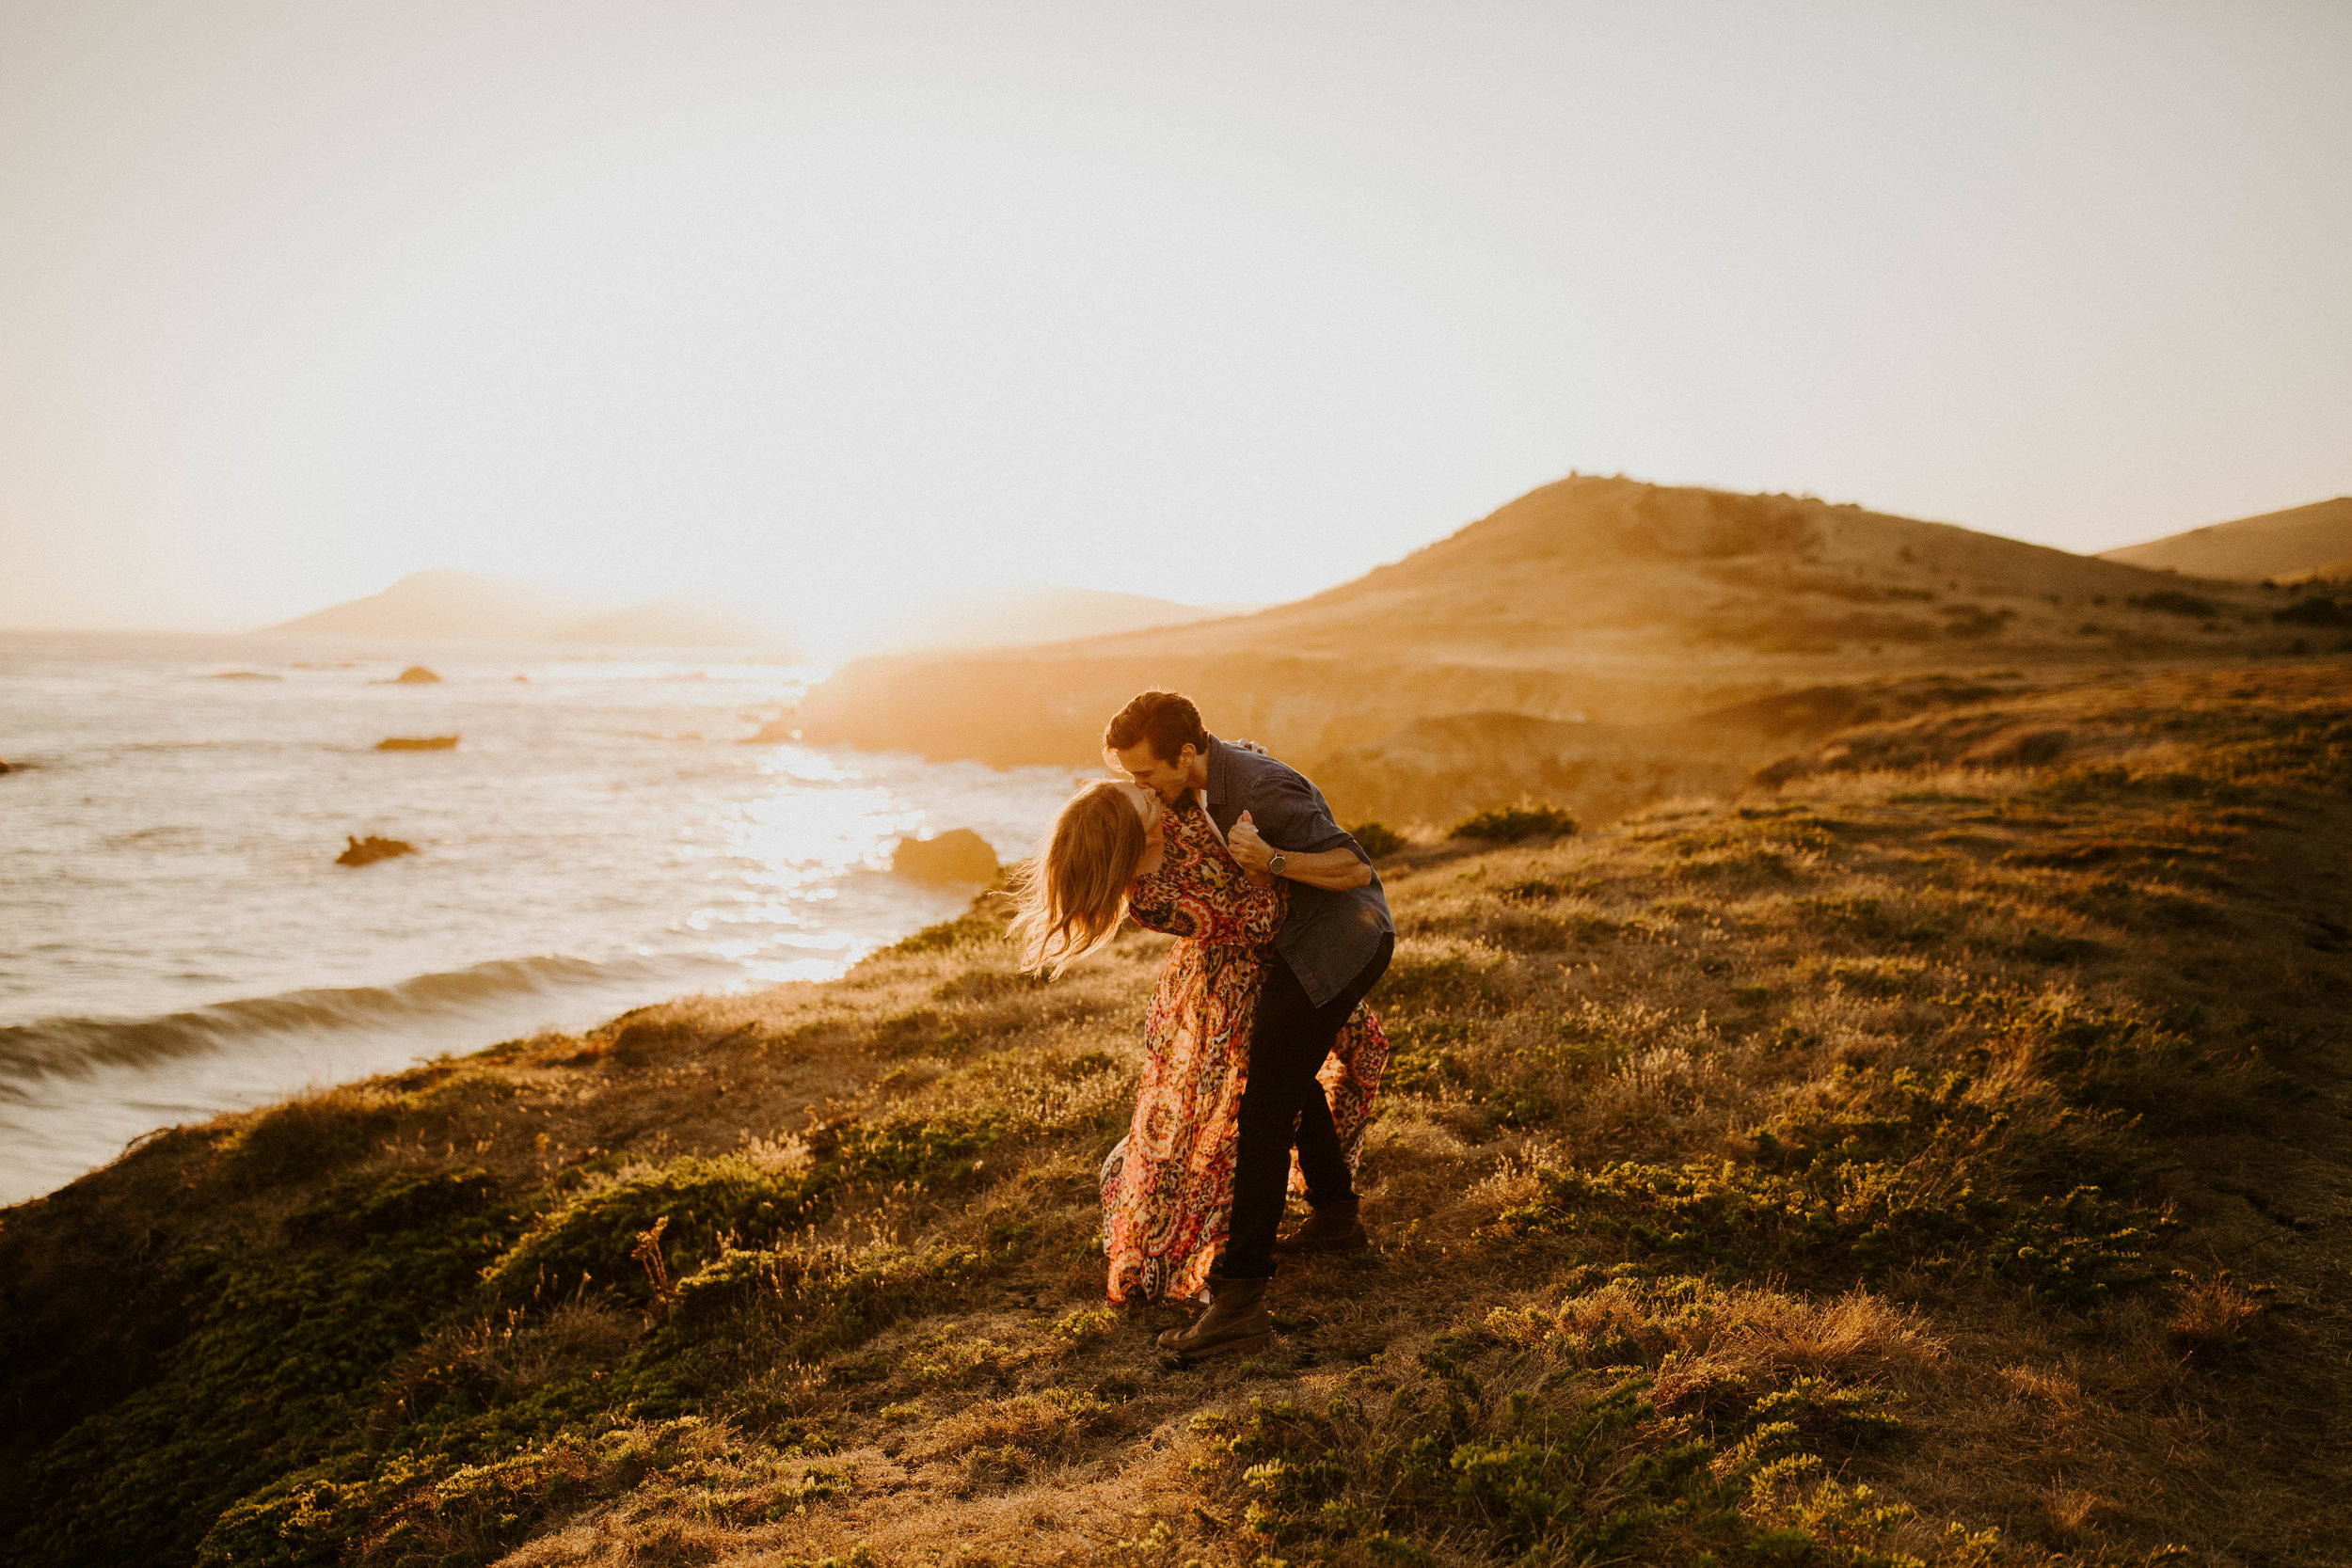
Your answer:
[748,714,801,743]
[0,757,15,775]
[394,666,441,684]
[891,828,999,886]
[337,834,417,866]
[375,736,460,751]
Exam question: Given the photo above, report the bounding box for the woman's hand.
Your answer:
[1243,868,1277,890]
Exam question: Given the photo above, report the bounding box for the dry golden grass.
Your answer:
[3,662,2348,1568]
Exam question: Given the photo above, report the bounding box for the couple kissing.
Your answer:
[1009,689,1393,1363]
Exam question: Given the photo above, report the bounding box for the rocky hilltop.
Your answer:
[795,477,2317,820]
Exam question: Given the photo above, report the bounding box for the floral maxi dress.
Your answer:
[1101,801,1390,1304]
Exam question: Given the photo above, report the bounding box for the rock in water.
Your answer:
[891,828,998,886]
[394,666,441,684]
[747,713,801,743]
[337,834,417,866]
[0,757,15,775]
[374,736,459,751]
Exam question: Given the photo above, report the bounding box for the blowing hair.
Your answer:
[1008,781,1147,976]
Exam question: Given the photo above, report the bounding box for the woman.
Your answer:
[1009,778,1387,1307]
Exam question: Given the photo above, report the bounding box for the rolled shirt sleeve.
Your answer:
[1246,770,1366,863]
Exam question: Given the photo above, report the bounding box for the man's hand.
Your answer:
[1226,809,1273,875]
[1226,810,1375,891]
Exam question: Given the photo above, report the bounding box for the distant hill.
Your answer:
[554,593,802,653]
[266,571,799,650]
[262,569,603,640]
[266,570,1231,659]
[2099,498,2352,582]
[846,583,1255,656]
[794,476,2307,813]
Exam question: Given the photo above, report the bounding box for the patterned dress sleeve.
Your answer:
[1188,855,1284,945]
[1127,807,1285,943]
[1125,864,1189,937]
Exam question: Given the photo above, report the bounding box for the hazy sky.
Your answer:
[3,1,2346,634]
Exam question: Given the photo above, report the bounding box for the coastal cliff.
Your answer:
[5,663,2349,1565]
[792,477,2310,824]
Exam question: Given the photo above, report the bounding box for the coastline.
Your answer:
[0,632,1080,1204]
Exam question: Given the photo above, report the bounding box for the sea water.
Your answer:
[0,632,1084,1204]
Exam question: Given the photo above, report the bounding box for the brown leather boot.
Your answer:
[1154,1272,1272,1362]
[1273,1196,1369,1255]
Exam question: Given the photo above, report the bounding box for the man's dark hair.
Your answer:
[1104,689,1209,764]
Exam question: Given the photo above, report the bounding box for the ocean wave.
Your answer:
[0,951,734,1093]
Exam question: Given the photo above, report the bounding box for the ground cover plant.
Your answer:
[1450,802,1580,843]
[3,663,2348,1567]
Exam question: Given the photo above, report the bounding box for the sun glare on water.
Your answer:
[670,750,937,980]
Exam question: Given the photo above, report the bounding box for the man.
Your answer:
[1104,689,1394,1362]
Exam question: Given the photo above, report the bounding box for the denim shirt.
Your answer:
[1200,735,1394,1007]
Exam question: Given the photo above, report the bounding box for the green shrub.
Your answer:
[7,1168,513,1568]
[1986,1187,2168,1308]
[201,1418,843,1568]
[2129,590,2219,618]
[1380,1018,1475,1095]
[1186,1286,1921,1566]
[286,1166,501,1247]
[1488,1159,1979,1273]
[1493,1117,2170,1304]
[482,1155,831,1307]
[219,1092,399,1189]
[1372,950,1498,1017]
[1349,821,1409,859]
[1498,875,1596,903]
[882,914,1004,957]
[1452,802,1580,842]
[2272,595,2347,626]
[666,1239,1000,1357]
[839,1107,1008,1180]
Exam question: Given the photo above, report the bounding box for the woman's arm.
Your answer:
[1175,835,1286,945]
[1125,870,1198,938]
[1221,873,1285,944]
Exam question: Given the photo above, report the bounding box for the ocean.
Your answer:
[0,632,1082,1205]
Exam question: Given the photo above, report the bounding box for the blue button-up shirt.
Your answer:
[1200,735,1394,1007]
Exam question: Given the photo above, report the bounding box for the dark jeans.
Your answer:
[1217,932,1394,1280]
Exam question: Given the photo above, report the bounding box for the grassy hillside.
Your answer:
[5,662,2348,1567]
[791,479,2335,825]
[2099,499,2352,583]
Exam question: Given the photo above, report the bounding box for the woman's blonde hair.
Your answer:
[1008,780,1146,976]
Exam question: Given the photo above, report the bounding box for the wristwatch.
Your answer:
[1267,852,1288,877]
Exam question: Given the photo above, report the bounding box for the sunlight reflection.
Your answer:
[723,747,932,891]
